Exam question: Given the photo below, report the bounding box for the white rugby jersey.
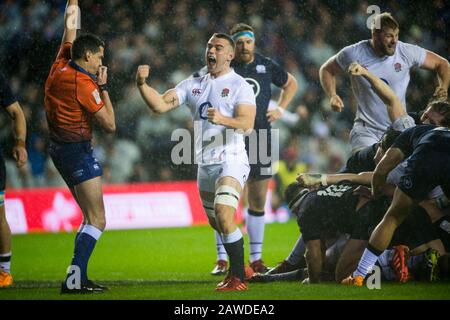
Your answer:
[336,40,426,130]
[175,69,256,165]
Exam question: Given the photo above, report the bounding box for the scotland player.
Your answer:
[136,33,256,291]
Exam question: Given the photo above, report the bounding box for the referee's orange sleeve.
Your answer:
[76,78,105,114]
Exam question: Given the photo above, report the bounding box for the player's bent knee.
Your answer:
[89,215,106,231]
[214,185,240,210]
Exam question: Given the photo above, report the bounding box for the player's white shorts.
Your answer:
[197,161,250,193]
[350,120,385,152]
[350,116,416,152]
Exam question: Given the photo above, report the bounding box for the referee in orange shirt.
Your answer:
[44,0,115,294]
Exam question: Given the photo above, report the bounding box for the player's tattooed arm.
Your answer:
[136,65,179,114]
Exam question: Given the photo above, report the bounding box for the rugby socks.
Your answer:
[69,224,102,283]
[222,228,245,281]
[286,235,306,267]
[74,224,86,248]
[354,244,383,278]
[0,252,11,273]
[247,209,265,263]
[214,230,228,262]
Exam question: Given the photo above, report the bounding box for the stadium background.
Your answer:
[1,0,448,189]
[1,0,450,301]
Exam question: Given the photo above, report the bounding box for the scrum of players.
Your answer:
[250,14,450,286]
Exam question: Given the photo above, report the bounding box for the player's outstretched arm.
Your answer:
[61,0,79,45]
[297,172,373,188]
[319,56,344,112]
[372,147,404,197]
[136,65,179,114]
[421,51,450,100]
[5,102,27,168]
[207,104,256,131]
[348,62,404,122]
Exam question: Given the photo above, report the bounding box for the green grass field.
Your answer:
[1,220,450,300]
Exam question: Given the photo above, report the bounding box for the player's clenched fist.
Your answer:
[297,173,327,188]
[330,94,344,112]
[136,65,150,86]
[348,62,368,77]
[207,108,223,125]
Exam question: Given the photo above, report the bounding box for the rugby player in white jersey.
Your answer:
[136,33,256,292]
[320,12,450,152]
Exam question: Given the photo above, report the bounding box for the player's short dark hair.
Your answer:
[229,23,254,35]
[371,12,399,33]
[428,100,450,127]
[71,33,105,60]
[379,127,401,152]
[284,182,309,209]
[211,33,235,50]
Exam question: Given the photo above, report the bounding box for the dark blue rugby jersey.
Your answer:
[231,53,288,129]
[392,124,450,158]
[294,182,360,241]
[0,72,17,109]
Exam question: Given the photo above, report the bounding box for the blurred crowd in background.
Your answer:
[0,0,448,193]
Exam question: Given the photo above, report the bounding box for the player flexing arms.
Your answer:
[211,23,298,274]
[0,72,27,287]
[320,12,449,152]
[136,33,256,292]
[44,0,115,294]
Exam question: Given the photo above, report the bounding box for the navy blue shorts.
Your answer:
[49,140,102,188]
[398,145,450,200]
[245,128,273,180]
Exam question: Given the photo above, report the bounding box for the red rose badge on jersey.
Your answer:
[221,88,230,97]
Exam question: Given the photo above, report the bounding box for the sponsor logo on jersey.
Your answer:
[221,88,230,97]
[245,78,260,97]
[192,88,202,96]
[256,65,266,73]
[394,62,402,72]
